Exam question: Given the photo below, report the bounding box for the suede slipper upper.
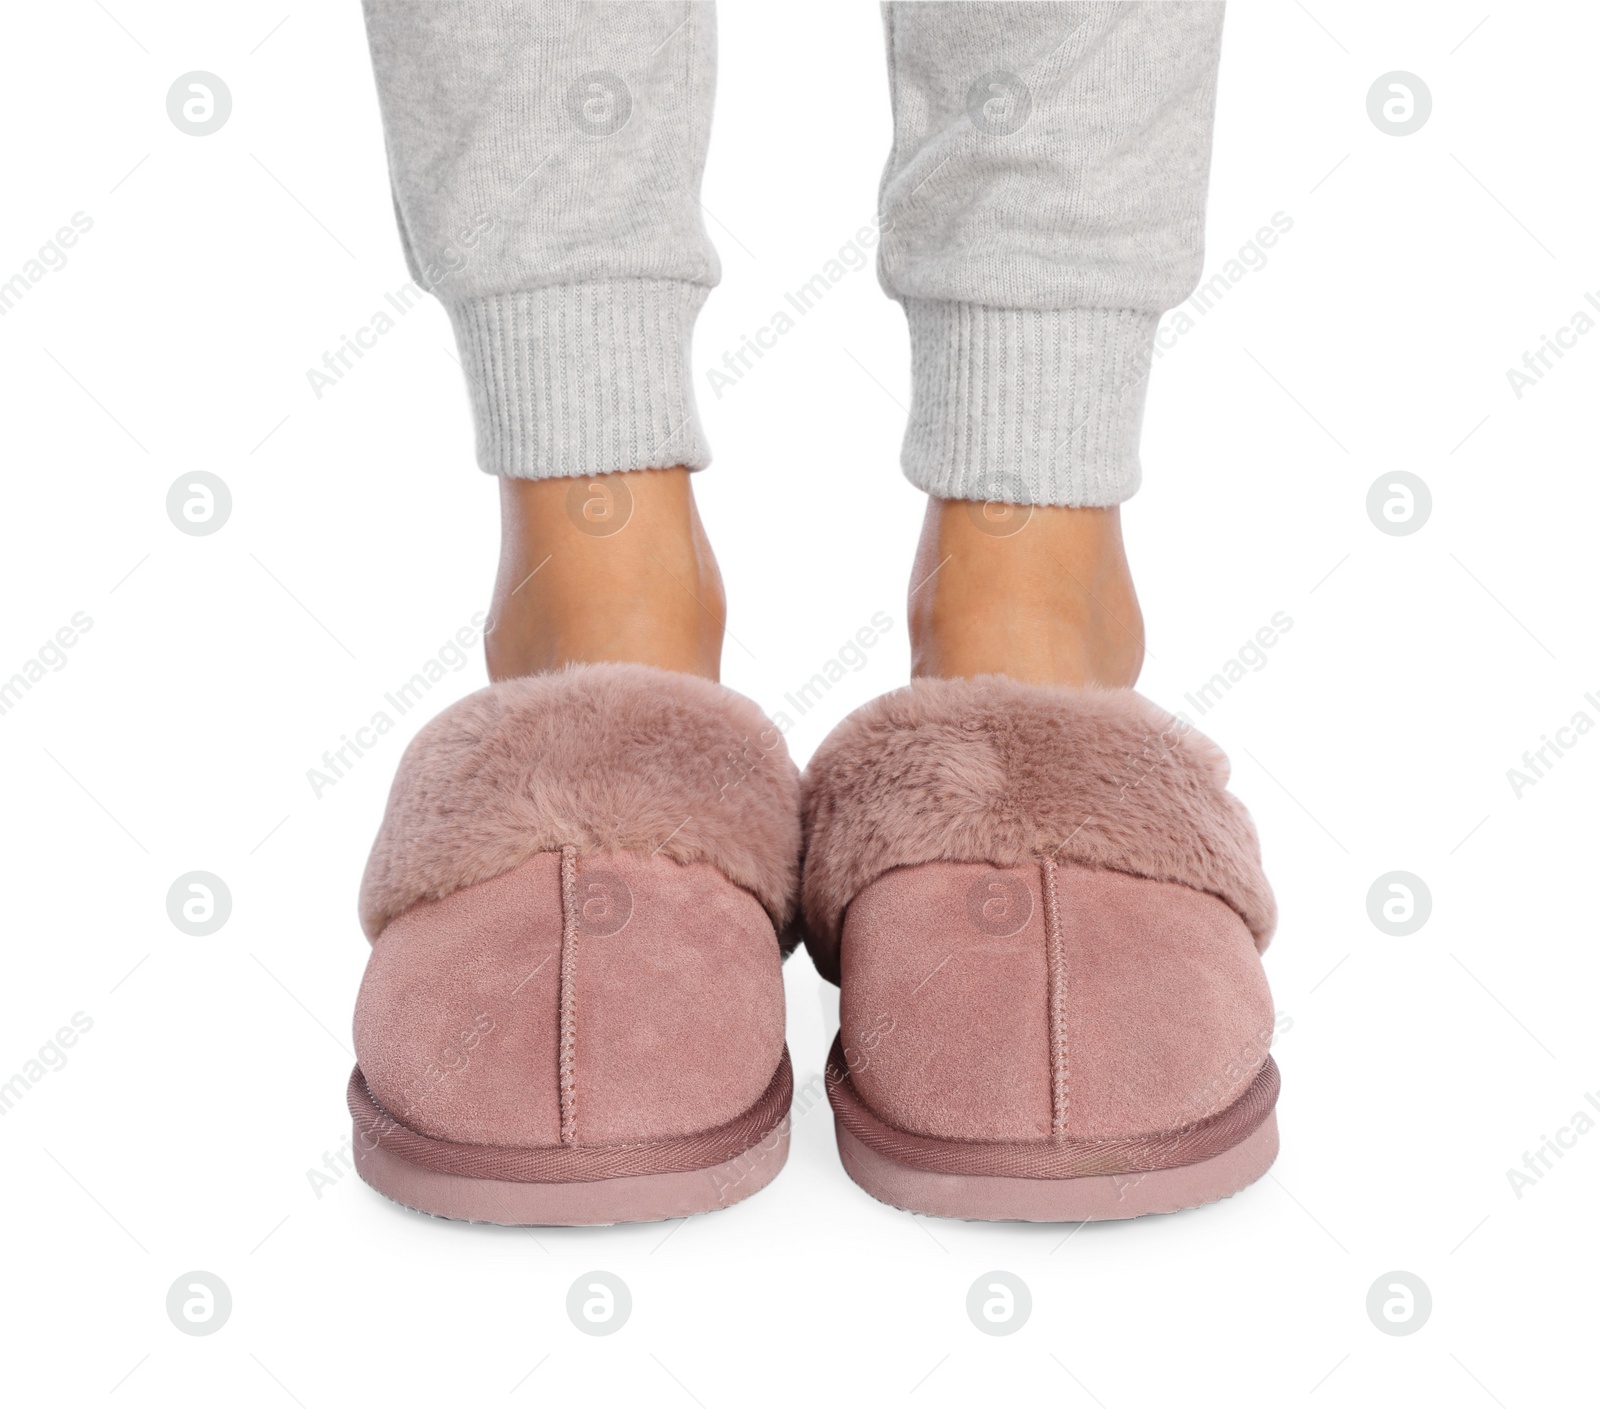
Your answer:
[348,662,800,1226]
[800,675,1281,1222]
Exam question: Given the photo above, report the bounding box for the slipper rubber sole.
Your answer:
[347,1048,793,1226]
[827,1035,1279,1221]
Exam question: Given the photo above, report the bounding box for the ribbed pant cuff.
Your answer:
[901,300,1160,507]
[445,279,712,480]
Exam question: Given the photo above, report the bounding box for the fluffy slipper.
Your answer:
[349,663,800,1225]
[801,675,1280,1221]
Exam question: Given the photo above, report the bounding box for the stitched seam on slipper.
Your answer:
[1040,854,1069,1141]
[558,845,580,1145]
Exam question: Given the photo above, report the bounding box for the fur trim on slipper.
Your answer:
[359,663,801,940]
[800,676,1275,981]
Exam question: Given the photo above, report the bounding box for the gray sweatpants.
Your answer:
[361,1,1224,506]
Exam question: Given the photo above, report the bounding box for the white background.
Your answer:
[3,1,1597,1404]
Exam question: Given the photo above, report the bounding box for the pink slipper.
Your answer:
[349,663,800,1225]
[800,676,1280,1221]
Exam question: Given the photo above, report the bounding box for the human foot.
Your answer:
[485,467,725,681]
[907,497,1143,688]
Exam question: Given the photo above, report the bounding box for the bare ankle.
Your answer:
[485,468,725,682]
[907,497,1143,689]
